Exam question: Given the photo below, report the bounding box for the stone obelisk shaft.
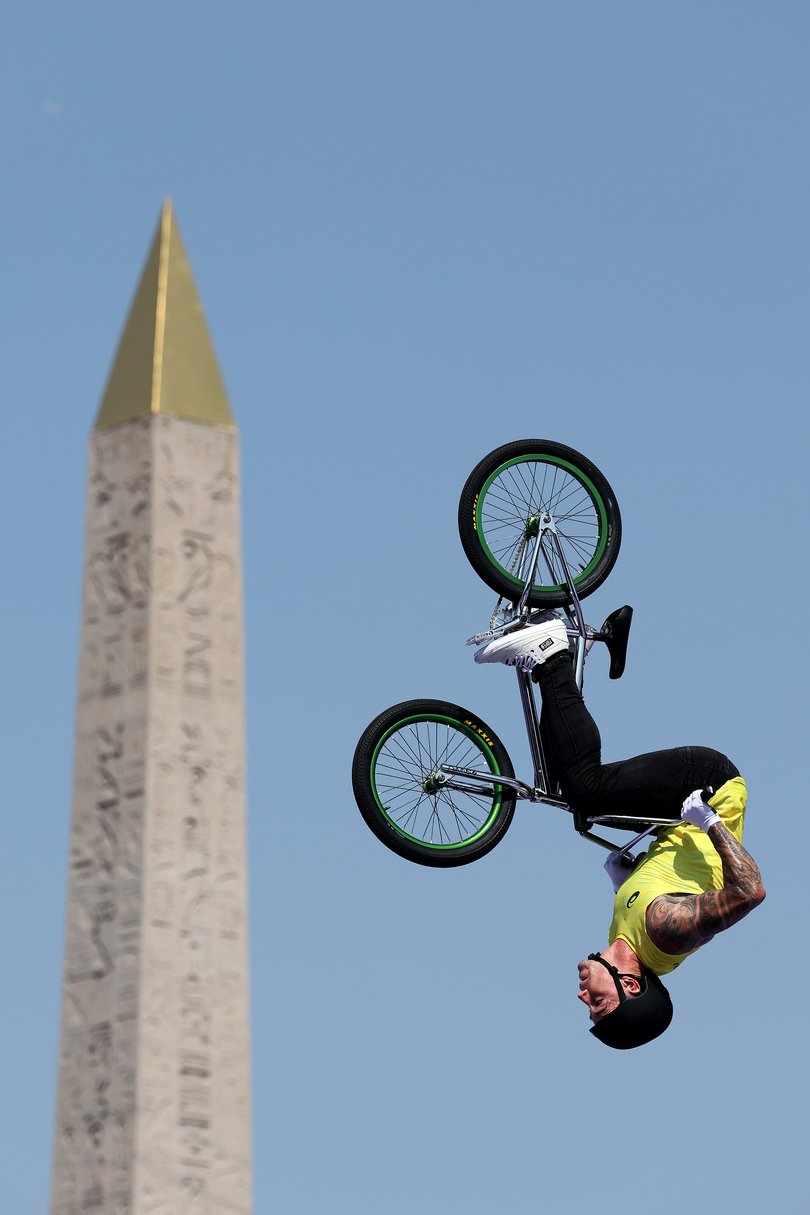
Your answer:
[52,204,251,1214]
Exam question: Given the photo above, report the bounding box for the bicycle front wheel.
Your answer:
[458,439,622,607]
[352,700,516,867]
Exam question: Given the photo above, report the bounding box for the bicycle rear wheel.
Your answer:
[352,700,516,867]
[458,439,621,607]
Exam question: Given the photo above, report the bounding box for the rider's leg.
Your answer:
[536,653,739,819]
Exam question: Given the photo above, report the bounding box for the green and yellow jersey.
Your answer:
[607,777,747,975]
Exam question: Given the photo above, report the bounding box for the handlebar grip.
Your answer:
[701,786,715,804]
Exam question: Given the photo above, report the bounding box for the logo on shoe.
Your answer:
[539,637,555,651]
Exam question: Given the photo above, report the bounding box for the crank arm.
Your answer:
[466,611,547,646]
[466,616,582,648]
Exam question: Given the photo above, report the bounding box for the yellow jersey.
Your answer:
[607,777,747,975]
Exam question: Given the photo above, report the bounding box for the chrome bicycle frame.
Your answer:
[438,517,680,861]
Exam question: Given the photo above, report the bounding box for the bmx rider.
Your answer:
[475,613,766,1050]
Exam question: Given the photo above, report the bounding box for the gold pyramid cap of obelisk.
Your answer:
[94,200,234,430]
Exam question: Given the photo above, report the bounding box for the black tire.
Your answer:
[458,439,622,607]
[352,700,516,867]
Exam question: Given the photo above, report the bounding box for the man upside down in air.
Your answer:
[475,613,766,1050]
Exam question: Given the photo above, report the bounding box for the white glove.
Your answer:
[680,788,721,832]
[604,851,636,893]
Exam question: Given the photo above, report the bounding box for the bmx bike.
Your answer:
[352,439,685,869]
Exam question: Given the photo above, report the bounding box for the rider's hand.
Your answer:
[604,851,636,893]
[680,789,721,832]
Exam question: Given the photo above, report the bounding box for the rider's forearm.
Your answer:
[706,821,766,915]
[648,826,765,954]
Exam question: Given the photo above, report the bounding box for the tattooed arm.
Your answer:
[647,822,766,955]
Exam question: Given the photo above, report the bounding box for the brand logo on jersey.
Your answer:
[626,891,640,907]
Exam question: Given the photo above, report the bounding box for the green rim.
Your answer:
[475,454,609,593]
[370,714,504,850]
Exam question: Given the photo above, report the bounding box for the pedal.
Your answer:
[466,597,521,646]
[599,604,633,680]
[465,616,528,647]
[466,629,497,646]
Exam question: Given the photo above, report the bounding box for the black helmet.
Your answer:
[587,953,673,1050]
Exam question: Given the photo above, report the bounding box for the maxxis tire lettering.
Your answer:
[352,699,516,869]
[457,438,622,608]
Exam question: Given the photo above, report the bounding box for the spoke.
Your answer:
[392,789,428,831]
[479,457,605,588]
[486,530,526,560]
[384,730,423,772]
[424,800,451,845]
[556,500,598,524]
[411,723,436,775]
[375,786,423,810]
[374,760,421,780]
[375,756,422,779]
[439,730,478,769]
[377,782,424,804]
[496,470,533,517]
[503,463,533,508]
[484,485,530,520]
[390,727,430,775]
[438,787,485,831]
[482,518,531,536]
[546,476,581,514]
[438,792,469,842]
[528,459,540,513]
[376,716,502,845]
[560,533,595,568]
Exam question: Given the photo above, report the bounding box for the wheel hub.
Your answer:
[422,771,445,795]
[525,512,552,538]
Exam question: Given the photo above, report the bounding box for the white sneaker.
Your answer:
[474,613,569,672]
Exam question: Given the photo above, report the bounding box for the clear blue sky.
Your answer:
[2,3,808,1211]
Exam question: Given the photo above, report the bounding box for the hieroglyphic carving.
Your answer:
[143,419,248,1212]
[55,425,153,1213]
[53,710,144,1215]
[53,415,250,1215]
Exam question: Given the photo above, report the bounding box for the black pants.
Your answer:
[536,654,739,821]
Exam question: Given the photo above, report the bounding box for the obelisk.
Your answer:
[51,202,252,1214]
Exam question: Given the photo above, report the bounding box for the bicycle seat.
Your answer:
[600,605,633,680]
